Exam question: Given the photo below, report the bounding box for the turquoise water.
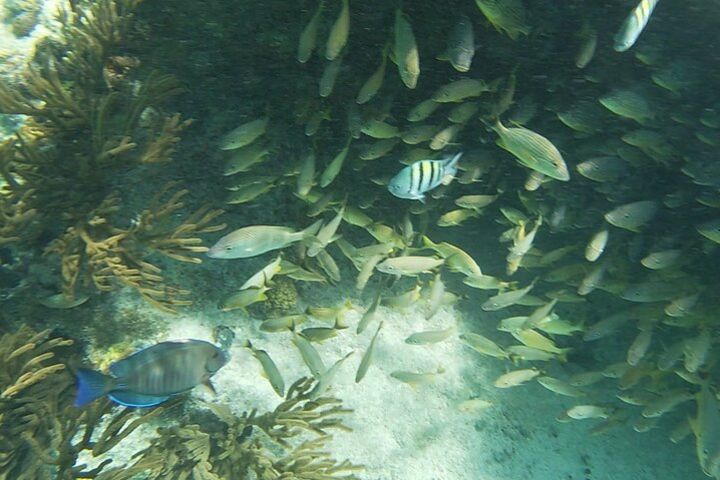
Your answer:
[0,0,717,478]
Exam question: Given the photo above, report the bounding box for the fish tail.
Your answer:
[443,152,464,181]
[301,219,323,241]
[74,368,112,407]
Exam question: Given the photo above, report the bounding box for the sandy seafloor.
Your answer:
[73,275,706,480]
[0,3,710,479]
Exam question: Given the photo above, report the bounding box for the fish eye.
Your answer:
[225,246,233,251]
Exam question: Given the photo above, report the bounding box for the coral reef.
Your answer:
[0,326,170,479]
[0,0,225,312]
[96,377,362,480]
[256,276,301,317]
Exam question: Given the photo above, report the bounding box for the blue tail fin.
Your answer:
[74,368,112,407]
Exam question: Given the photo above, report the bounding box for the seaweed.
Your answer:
[97,377,363,480]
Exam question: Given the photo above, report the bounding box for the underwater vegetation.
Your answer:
[0,0,225,313]
[0,327,360,479]
[0,326,171,479]
[96,377,361,480]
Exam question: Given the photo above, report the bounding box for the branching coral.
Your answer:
[0,326,172,479]
[44,185,225,313]
[0,0,221,312]
[96,377,363,480]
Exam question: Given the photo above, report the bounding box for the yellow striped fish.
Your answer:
[388,152,463,202]
[614,0,660,52]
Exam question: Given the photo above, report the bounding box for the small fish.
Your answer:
[627,328,653,366]
[315,249,341,283]
[474,0,530,40]
[307,204,344,257]
[240,255,282,290]
[356,254,384,292]
[460,332,508,359]
[361,120,400,139]
[697,219,720,244]
[493,121,570,181]
[218,117,269,150]
[512,329,566,355]
[691,384,720,477]
[448,102,480,124]
[458,398,493,413]
[463,274,512,290]
[259,314,307,332]
[388,152,463,202]
[665,293,699,318]
[357,288,382,333]
[38,293,89,309]
[357,49,388,104]
[226,181,274,205]
[207,222,321,259]
[568,371,605,387]
[292,331,325,379]
[494,368,540,388]
[438,208,479,227]
[242,340,284,396]
[320,139,351,188]
[309,351,353,400]
[577,262,606,296]
[426,273,446,320]
[376,255,443,276]
[575,22,597,68]
[297,152,317,197]
[614,0,660,52]
[537,376,586,397]
[422,236,482,276]
[641,389,694,418]
[382,283,422,309]
[401,124,441,144]
[391,367,445,388]
[565,405,612,420]
[604,200,658,232]
[442,15,475,73]
[325,0,349,60]
[481,281,535,311]
[455,194,498,211]
[599,89,654,124]
[223,144,270,176]
[297,0,325,63]
[301,319,345,343]
[393,9,420,89]
[219,285,269,312]
[405,323,456,345]
[576,156,627,183]
[359,138,400,160]
[507,345,562,362]
[319,56,343,97]
[74,340,228,407]
[684,329,711,373]
[430,124,463,151]
[584,228,609,262]
[432,79,491,103]
[407,99,440,122]
[356,322,383,383]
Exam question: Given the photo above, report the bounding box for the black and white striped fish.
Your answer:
[614,0,660,52]
[388,152,463,202]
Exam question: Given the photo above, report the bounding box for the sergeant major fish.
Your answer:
[388,152,463,202]
[75,339,228,407]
